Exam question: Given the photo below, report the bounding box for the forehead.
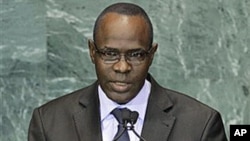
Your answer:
[95,13,150,49]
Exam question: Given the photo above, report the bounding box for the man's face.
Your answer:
[89,13,157,104]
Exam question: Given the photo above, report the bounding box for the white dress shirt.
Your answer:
[98,80,151,141]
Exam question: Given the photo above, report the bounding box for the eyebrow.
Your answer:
[102,46,119,51]
[102,46,145,52]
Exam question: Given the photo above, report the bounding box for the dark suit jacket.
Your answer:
[28,75,228,141]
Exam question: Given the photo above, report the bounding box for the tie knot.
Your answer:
[111,108,131,124]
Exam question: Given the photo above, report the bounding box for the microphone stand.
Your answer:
[127,121,147,141]
[113,109,147,141]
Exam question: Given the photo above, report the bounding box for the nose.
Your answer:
[112,55,132,73]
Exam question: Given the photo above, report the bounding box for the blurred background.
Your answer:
[1,0,249,140]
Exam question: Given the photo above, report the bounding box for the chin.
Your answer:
[115,100,130,105]
[113,94,135,104]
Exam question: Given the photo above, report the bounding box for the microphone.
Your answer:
[122,109,147,141]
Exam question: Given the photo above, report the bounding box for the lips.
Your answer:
[110,81,132,92]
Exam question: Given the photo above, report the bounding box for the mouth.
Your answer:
[110,81,132,93]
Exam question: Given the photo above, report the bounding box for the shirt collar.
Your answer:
[98,79,151,122]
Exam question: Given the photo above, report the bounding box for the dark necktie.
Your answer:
[111,108,130,141]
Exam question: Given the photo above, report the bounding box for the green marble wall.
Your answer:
[1,0,249,140]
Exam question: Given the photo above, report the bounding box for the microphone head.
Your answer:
[130,111,139,124]
[121,108,139,125]
[121,108,131,123]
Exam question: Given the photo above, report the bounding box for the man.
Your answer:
[28,2,228,141]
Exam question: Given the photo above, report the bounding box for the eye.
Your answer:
[104,51,119,57]
[128,51,146,58]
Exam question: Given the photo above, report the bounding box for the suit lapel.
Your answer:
[73,82,103,141]
[141,76,176,141]
[141,103,176,141]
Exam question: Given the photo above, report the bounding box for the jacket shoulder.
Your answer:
[37,82,97,115]
[164,87,218,113]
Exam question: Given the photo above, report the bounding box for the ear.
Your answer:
[151,43,158,54]
[88,39,96,64]
[148,42,158,65]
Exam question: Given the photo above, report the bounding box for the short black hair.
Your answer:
[93,2,153,46]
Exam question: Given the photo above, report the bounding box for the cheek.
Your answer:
[135,63,151,74]
[130,65,150,81]
[94,62,112,80]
